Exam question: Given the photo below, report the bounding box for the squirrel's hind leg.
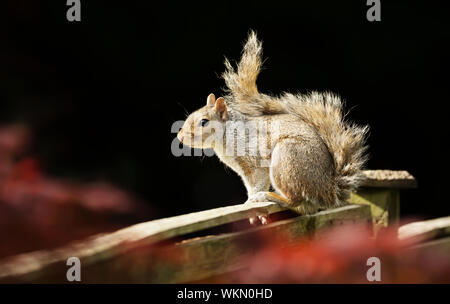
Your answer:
[269,141,329,215]
[247,191,291,205]
[247,190,318,215]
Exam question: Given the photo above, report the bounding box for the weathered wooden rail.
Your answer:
[0,169,430,283]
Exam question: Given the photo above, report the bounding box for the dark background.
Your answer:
[1,0,449,220]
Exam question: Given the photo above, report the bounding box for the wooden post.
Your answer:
[349,170,417,236]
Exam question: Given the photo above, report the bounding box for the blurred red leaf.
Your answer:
[230,224,450,283]
[0,124,152,258]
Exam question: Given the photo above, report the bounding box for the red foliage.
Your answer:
[227,224,450,283]
[0,124,151,258]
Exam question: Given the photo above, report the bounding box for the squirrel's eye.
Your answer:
[200,119,209,127]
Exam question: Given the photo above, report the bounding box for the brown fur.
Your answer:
[178,31,369,215]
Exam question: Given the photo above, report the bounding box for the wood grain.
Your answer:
[361,170,417,188]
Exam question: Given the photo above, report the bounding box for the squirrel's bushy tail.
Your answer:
[222,31,369,202]
[222,31,285,116]
[223,31,261,99]
[279,92,369,202]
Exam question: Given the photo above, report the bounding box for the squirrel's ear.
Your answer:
[206,93,216,107]
[215,97,227,120]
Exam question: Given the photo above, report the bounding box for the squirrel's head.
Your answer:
[177,93,228,149]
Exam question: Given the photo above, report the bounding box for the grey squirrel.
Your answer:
[177,31,369,224]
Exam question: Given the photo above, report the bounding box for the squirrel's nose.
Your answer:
[177,132,184,143]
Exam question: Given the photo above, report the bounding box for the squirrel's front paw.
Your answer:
[245,192,272,225]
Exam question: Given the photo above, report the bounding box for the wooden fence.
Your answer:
[1,169,447,283]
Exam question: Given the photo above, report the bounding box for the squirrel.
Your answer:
[177,31,369,224]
